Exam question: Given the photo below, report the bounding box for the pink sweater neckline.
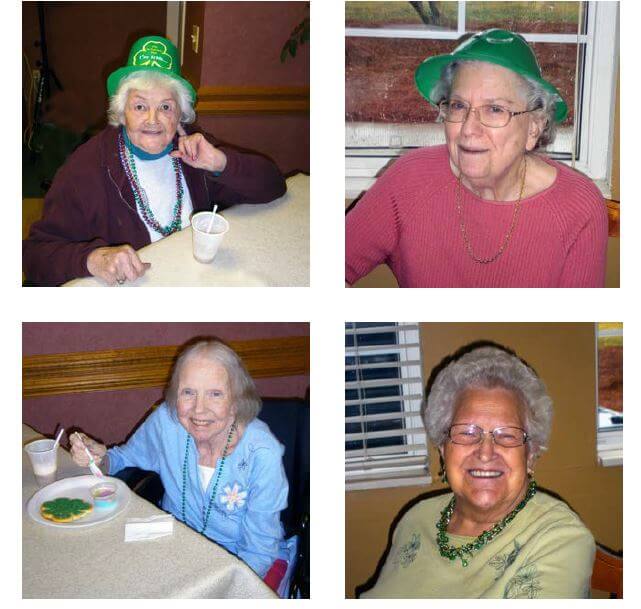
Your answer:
[450,154,561,207]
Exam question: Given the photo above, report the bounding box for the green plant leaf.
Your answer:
[280,14,309,62]
[289,39,298,58]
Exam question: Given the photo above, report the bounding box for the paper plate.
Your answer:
[26,474,131,528]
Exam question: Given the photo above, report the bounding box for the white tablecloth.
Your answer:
[64,173,309,287]
[22,425,276,598]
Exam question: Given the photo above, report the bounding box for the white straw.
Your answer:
[53,427,64,449]
[206,205,218,233]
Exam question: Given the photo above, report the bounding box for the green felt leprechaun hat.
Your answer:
[107,35,197,101]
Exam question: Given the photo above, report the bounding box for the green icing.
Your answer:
[41,497,92,520]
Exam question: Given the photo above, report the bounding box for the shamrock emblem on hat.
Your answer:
[133,40,173,70]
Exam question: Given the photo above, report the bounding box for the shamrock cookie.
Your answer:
[40,497,93,522]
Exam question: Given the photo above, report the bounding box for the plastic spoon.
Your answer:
[206,205,219,233]
[74,432,104,478]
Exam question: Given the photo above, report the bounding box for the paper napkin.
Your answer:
[124,514,174,542]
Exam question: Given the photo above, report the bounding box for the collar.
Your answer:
[122,127,174,160]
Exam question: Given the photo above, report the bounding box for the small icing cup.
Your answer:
[91,482,118,509]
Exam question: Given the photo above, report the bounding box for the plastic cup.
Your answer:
[91,482,118,510]
[191,211,229,263]
[24,439,58,487]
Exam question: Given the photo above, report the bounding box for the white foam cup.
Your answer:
[25,438,58,487]
[191,211,230,263]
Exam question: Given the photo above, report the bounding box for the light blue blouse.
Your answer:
[108,403,288,577]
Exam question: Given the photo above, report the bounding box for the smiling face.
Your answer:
[176,356,236,446]
[123,87,180,154]
[442,386,533,521]
[444,62,541,195]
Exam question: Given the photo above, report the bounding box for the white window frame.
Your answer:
[345,323,430,491]
[595,322,623,467]
[345,1,619,199]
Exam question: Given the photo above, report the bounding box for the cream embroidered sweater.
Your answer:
[361,490,595,598]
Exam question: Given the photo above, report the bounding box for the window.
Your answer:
[345,322,429,490]
[345,1,619,199]
[596,322,622,467]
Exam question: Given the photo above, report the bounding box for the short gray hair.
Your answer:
[431,60,559,150]
[165,339,262,425]
[107,71,196,127]
[423,346,553,455]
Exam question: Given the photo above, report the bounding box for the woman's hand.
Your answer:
[70,432,107,467]
[171,124,227,174]
[86,245,151,285]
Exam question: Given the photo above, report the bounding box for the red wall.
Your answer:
[23,323,309,446]
[200,2,309,87]
[198,114,310,176]
[197,1,310,174]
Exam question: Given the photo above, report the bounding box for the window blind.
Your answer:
[345,322,429,490]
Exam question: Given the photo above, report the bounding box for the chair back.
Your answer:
[591,543,623,598]
[258,397,310,537]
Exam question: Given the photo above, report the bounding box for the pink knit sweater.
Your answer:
[346,145,608,287]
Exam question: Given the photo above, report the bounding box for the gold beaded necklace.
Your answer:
[455,155,527,264]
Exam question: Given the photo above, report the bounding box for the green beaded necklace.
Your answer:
[181,421,236,534]
[436,479,537,567]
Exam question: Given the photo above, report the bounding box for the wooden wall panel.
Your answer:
[23,336,309,398]
[196,86,309,115]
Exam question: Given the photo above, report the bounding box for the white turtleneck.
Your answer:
[132,155,194,242]
[198,463,216,491]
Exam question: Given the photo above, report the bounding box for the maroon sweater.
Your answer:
[23,126,286,285]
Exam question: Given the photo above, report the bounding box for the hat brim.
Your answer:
[107,65,197,102]
[415,53,568,123]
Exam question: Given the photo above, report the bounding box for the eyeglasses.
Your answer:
[438,99,537,128]
[448,424,528,447]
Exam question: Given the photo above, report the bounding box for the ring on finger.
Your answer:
[116,277,125,285]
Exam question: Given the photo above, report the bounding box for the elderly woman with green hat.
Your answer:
[23,35,286,286]
[346,29,608,288]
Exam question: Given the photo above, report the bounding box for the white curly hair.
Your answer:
[107,71,196,127]
[423,346,553,456]
[430,60,559,150]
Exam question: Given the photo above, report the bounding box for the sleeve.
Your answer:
[201,132,287,205]
[107,409,164,476]
[345,165,402,285]
[237,445,289,578]
[358,505,419,598]
[22,169,110,286]
[505,523,596,599]
[557,188,609,288]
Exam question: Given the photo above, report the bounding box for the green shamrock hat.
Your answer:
[107,35,197,101]
[415,29,567,123]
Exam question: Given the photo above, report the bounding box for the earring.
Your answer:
[438,454,448,484]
